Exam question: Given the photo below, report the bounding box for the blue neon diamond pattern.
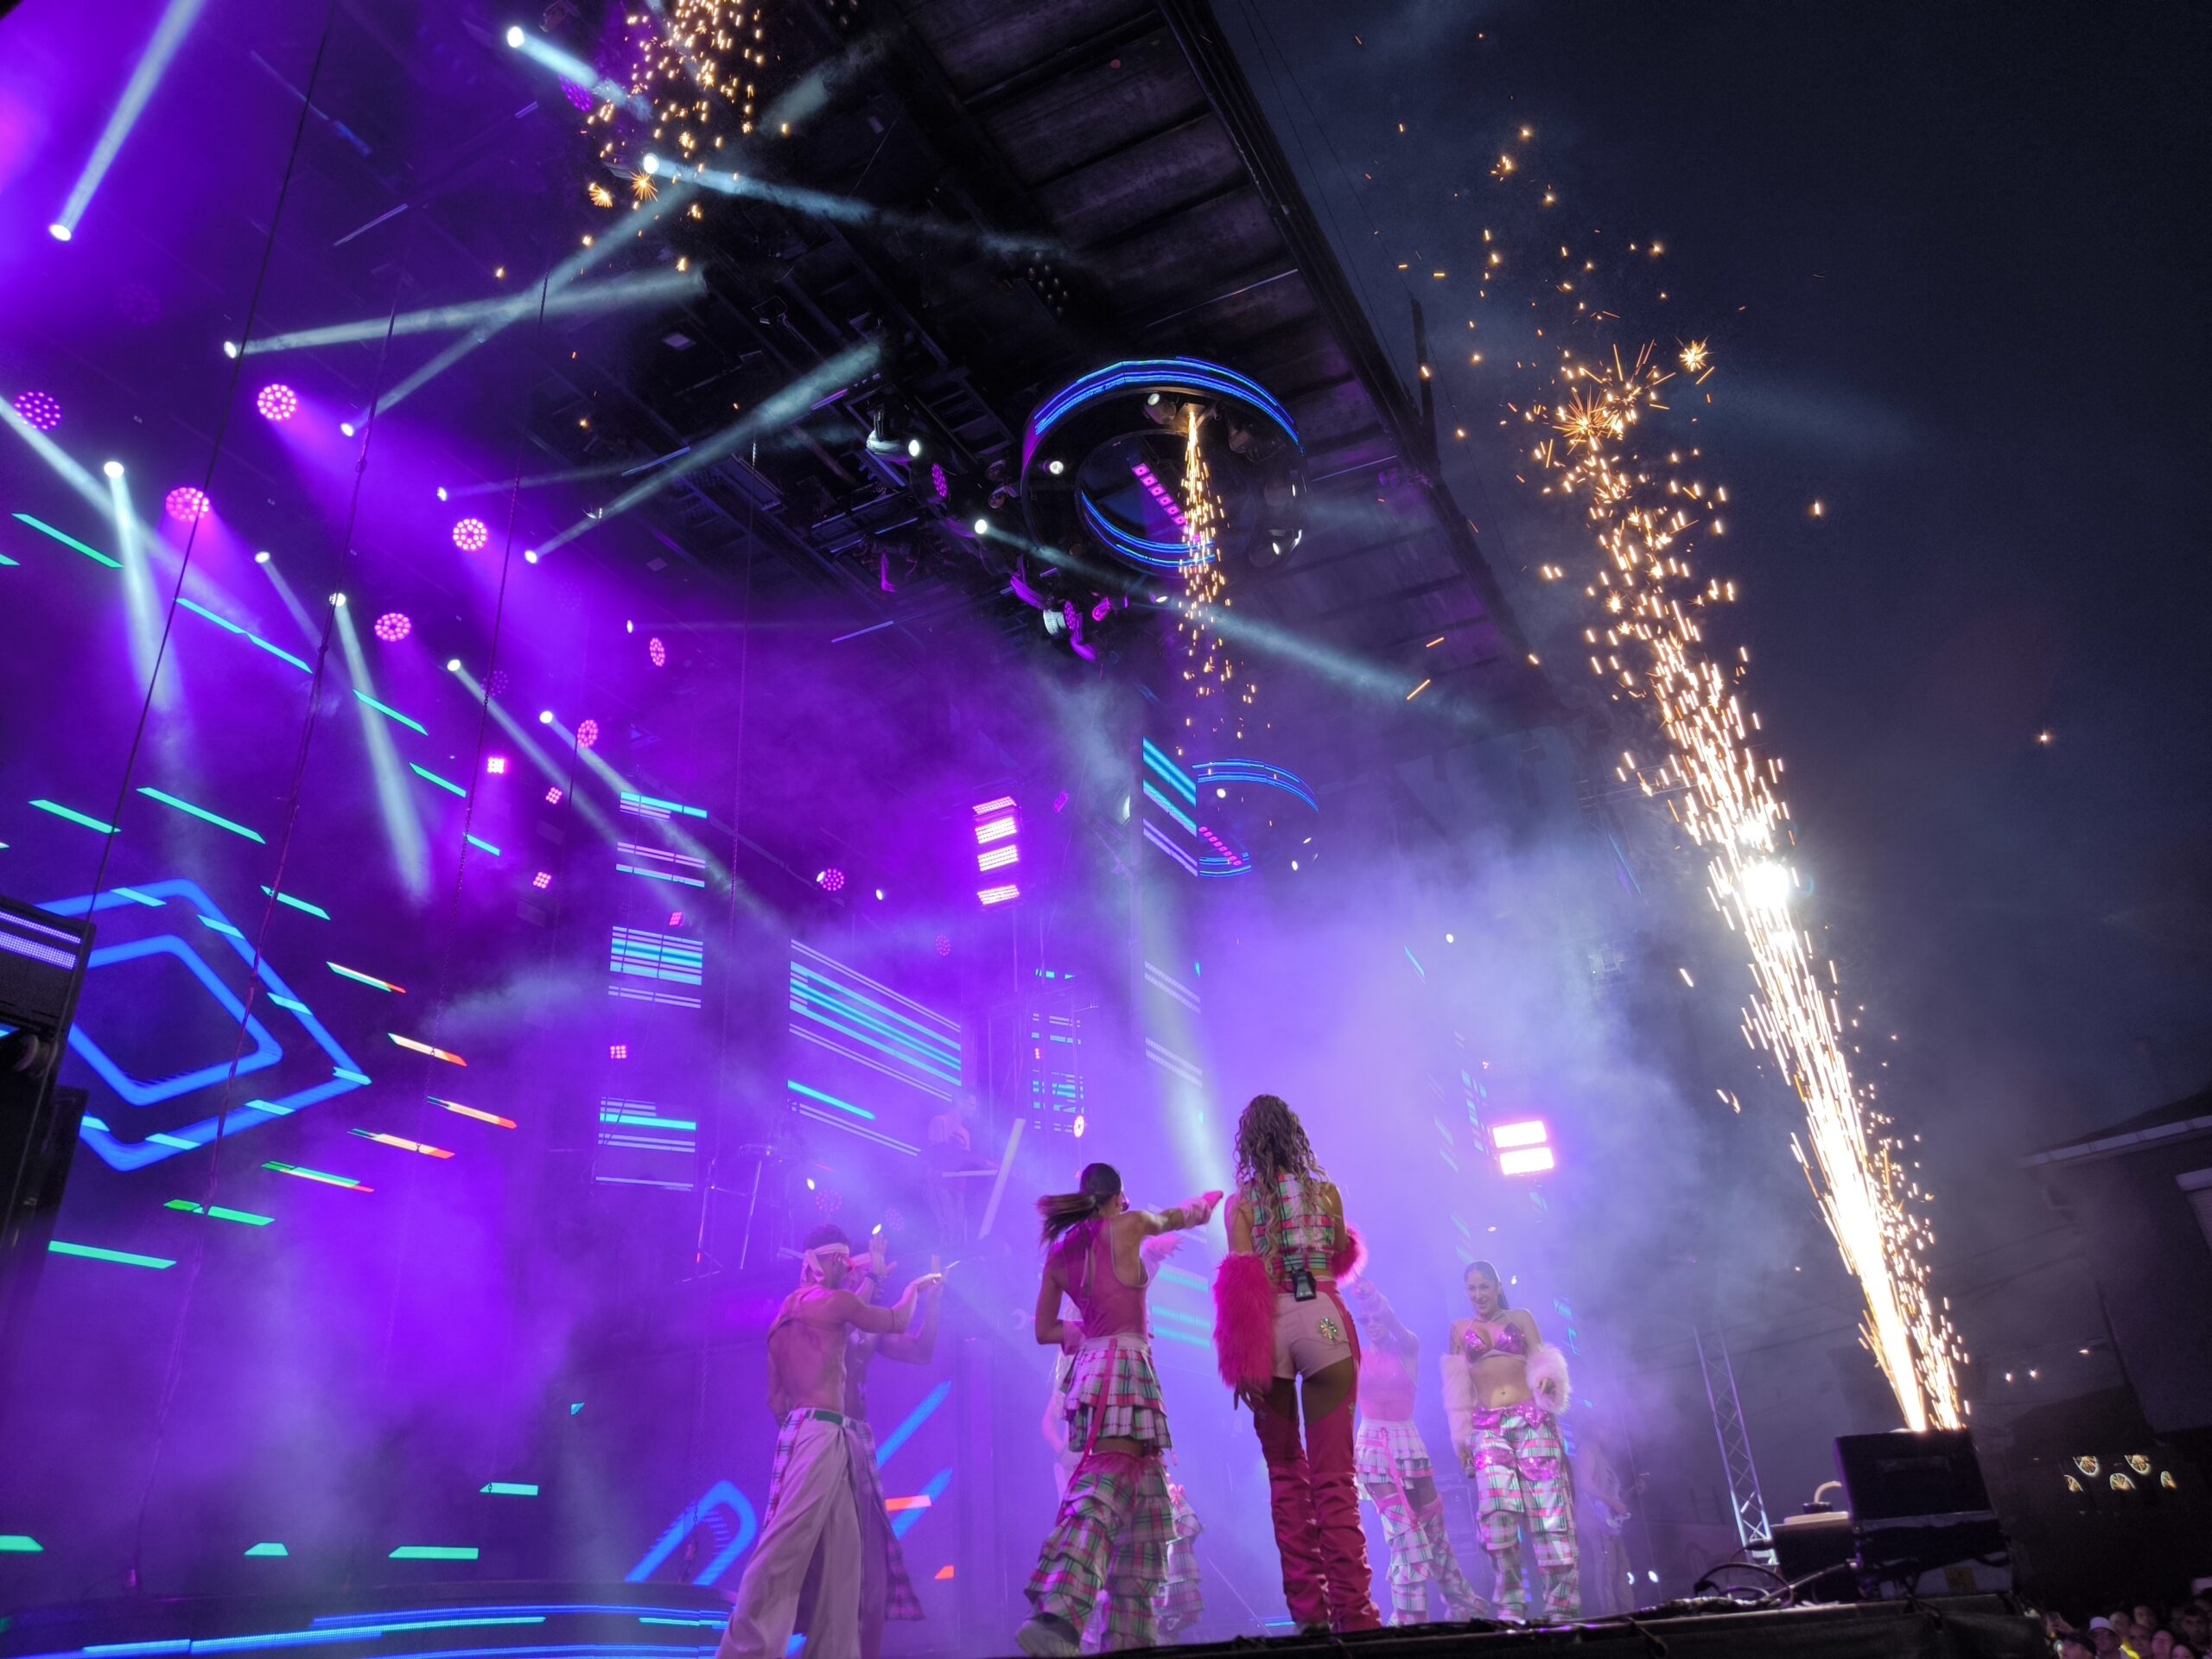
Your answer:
[42,878,370,1173]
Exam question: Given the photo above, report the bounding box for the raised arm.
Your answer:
[878,1260,943,1363]
[1131,1189,1224,1236]
[822,1280,934,1336]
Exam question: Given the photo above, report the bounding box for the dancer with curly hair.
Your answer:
[1441,1259,1580,1623]
[1211,1095,1381,1634]
[1015,1163,1221,1656]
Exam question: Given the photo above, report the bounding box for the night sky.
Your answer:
[1224,2,2212,1281]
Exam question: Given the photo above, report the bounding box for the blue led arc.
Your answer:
[1027,358,1301,458]
[1076,493,1211,573]
[1189,758,1319,814]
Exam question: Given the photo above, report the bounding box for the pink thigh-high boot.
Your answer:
[1251,1399,1329,1630]
[1305,1396,1382,1632]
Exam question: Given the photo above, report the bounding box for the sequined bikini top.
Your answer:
[1464,1319,1527,1359]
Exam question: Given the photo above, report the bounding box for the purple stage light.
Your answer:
[1072,1113,1086,1140]
[544,786,563,804]
[372,611,411,643]
[486,755,508,775]
[933,933,951,957]
[452,517,490,551]
[609,1043,628,1060]
[648,635,667,667]
[1052,790,1071,812]
[165,486,212,522]
[930,462,949,500]
[559,79,594,111]
[575,718,600,749]
[818,868,847,893]
[667,910,684,927]
[532,871,552,890]
[11,391,62,431]
[256,383,298,422]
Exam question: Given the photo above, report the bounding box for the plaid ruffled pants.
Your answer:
[1468,1402,1580,1623]
[1357,1417,1488,1624]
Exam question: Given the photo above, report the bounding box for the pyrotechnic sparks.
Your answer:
[1533,340,1963,1432]
[1175,406,1252,741]
[589,0,760,193]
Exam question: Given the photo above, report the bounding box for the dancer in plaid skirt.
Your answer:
[1014,1163,1222,1658]
[1343,1276,1488,1624]
[715,1226,939,1659]
[1156,1480,1205,1637]
[1441,1260,1579,1624]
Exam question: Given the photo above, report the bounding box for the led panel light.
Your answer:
[977,884,1021,906]
[1498,1146,1556,1176]
[1492,1119,1548,1149]
[973,816,1018,845]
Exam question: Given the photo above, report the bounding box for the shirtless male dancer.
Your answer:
[716,1225,941,1659]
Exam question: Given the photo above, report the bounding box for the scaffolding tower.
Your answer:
[1695,1326,1776,1561]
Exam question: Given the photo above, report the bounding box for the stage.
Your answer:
[0,1585,2050,1659]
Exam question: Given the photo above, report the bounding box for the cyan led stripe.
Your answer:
[598,1111,698,1130]
[791,1103,920,1155]
[243,1542,288,1557]
[466,835,500,855]
[410,763,465,798]
[49,1240,175,1268]
[787,993,962,1086]
[1141,739,1198,804]
[199,915,245,938]
[247,634,314,674]
[30,798,118,834]
[785,1079,874,1120]
[165,1199,274,1226]
[615,861,705,888]
[262,886,331,919]
[353,690,427,735]
[1141,819,1199,876]
[786,978,959,1069]
[621,791,708,818]
[1190,758,1319,812]
[1141,779,1198,836]
[480,1482,540,1497]
[177,595,245,633]
[872,1379,950,1464]
[138,786,264,842]
[1029,359,1300,450]
[790,940,959,1032]
[0,1532,45,1553]
[789,966,961,1061]
[13,512,121,568]
[389,1545,479,1560]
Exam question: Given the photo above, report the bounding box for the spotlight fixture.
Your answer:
[505,23,524,47]
[446,658,462,671]
[255,383,297,422]
[647,635,667,667]
[537,709,554,724]
[972,517,989,536]
[486,755,508,774]
[163,486,211,521]
[906,436,923,459]
[48,223,73,242]
[255,550,272,564]
[524,550,539,564]
[817,868,846,893]
[222,340,240,359]
[435,486,448,502]
[329,592,347,607]
[642,153,660,175]
[11,391,63,431]
[102,460,124,479]
[339,421,356,437]
[933,933,951,957]
[1046,459,1065,476]
[452,517,490,551]
[372,611,411,642]
[576,718,600,749]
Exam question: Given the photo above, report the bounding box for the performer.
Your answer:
[1157,1480,1205,1638]
[1573,1430,1638,1618]
[1342,1274,1488,1624]
[1211,1094,1381,1634]
[1014,1163,1221,1657]
[839,1236,944,1659]
[717,1226,940,1659]
[1440,1259,1579,1624]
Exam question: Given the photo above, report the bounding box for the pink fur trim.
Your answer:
[1327,1222,1366,1282]
[1212,1251,1276,1392]
[1527,1341,1571,1414]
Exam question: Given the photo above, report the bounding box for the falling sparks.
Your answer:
[590,2,761,189]
[1175,406,1250,740]
[1530,341,1962,1433]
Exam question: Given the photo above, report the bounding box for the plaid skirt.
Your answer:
[1356,1417,1433,1483]
[1062,1333,1171,1452]
[849,1418,924,1622]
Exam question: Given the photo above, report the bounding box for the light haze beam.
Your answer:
[49,0,209,241]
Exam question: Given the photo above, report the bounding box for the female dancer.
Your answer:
[1343,1274,1488,1624]
[1016,1163,1221,1657]
[1440,1259,1579,1623]
[1211,1095,1381,1634]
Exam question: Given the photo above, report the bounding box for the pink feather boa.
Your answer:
[1212,1252,1276,1392]
[1328,1222,1366,1283]
[1526,1341,1572,1414]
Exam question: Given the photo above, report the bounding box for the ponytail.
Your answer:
[1038,1161,1122,1245]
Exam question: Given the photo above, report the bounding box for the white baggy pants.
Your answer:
[718,1412,865,1659]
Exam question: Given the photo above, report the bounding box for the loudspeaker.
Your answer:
[1836,1428,2011,1598]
